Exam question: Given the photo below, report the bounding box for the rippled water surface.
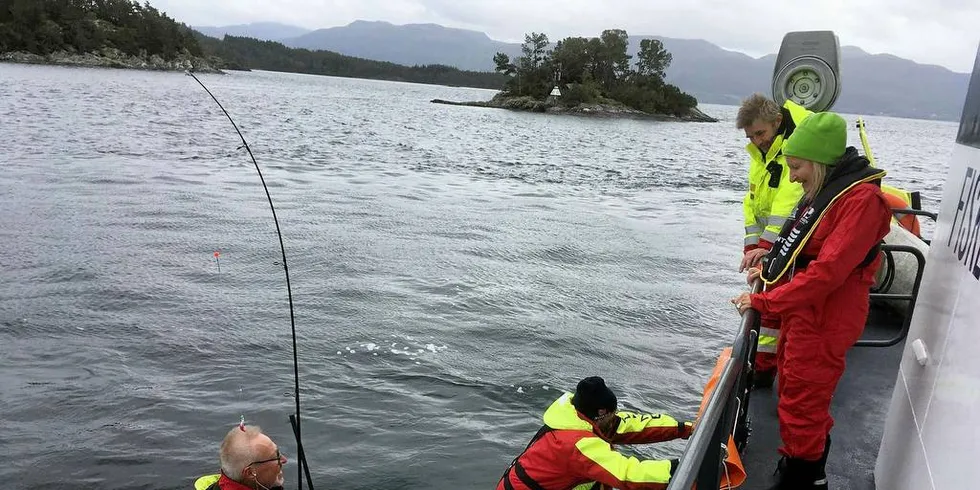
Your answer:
[0,63,958,489]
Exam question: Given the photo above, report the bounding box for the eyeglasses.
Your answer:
[248,449,285,468]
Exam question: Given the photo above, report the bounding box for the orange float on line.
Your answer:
[881,192,921,237]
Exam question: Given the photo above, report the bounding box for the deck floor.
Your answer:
[737,303,907,490]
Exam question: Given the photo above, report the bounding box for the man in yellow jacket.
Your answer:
[736,93,809,385]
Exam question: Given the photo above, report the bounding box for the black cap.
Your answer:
[572,376,617,420]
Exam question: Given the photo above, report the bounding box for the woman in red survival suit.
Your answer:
[731,112,893,490]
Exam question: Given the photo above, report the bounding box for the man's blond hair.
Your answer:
[736,93,782,129]
[219,425,263,480]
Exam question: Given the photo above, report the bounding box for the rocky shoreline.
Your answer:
[0,48,225,73]
[432,94,718,122]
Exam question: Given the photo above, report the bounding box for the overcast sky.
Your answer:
[153,0,980,73]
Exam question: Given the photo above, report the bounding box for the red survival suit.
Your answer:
[496,393,692,490]
[750,147,892,461]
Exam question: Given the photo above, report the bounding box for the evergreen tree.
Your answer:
[0,0,202,58]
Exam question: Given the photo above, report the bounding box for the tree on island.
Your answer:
[0,0,203,59]
[0,0,511,87]
[492,29,697,117]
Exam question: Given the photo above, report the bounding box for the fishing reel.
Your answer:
[771,31,842,112]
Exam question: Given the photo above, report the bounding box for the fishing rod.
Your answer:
[186,71,315,490]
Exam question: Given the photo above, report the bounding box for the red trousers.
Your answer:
[774,274,870,460]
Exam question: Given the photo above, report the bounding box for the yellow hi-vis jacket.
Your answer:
[743,100,811,250]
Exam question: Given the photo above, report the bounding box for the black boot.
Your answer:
[766,456,828,489]
[820,433,832,467]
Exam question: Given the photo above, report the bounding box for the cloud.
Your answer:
[153,0,980,72]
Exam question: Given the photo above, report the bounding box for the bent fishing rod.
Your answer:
[186,71,315,490]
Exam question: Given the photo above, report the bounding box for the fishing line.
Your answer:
[186,71,314,490]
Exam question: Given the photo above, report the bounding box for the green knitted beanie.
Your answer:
[783,112,847,166]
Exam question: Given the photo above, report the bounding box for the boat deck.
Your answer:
[738,303,908,490]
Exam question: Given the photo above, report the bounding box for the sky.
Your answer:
[152,0,980,73]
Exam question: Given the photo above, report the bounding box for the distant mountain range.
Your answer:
[194,20,971,121]
[192,22,312,41]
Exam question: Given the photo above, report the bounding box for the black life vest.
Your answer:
[761,147,886,285]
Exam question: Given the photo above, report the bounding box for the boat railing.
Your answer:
[857,244,927,347]
[892,207,938,245]
[892,208,938,222]
[667,279,762,490]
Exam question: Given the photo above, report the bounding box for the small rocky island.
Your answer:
[433,30,718,122]
[432,93,717,122]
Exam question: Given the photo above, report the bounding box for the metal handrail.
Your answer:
[891,207,938,221]
[857,244,927,347]
[667,279,762,490]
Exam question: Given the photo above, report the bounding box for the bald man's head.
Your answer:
[219,425,285,488]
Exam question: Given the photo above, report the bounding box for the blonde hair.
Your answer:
[220,425,263,480]
[805,163,828,202]
[736,93,781,129]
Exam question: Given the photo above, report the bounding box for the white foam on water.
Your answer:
[335,335,451,363]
